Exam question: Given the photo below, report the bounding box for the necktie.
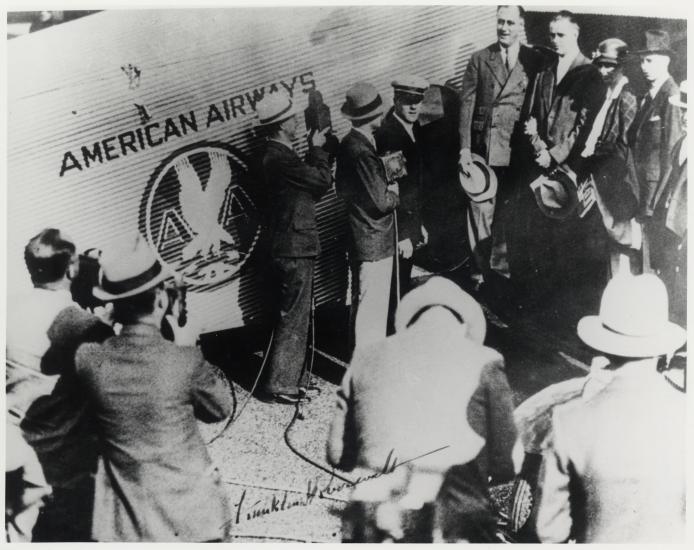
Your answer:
[503,49,510,75]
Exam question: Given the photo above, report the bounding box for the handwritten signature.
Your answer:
[222,446,449,529]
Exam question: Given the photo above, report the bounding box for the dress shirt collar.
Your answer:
[499,40,520,67]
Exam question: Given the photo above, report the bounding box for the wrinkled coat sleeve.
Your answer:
[459,52,480,150]
[535,409,573,543]
[357,152,400,216]
[481,359,518,482]
[266,146,332,200]
[326,369,358,471]
[190,350,235,423]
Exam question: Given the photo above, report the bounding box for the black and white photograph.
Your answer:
[3,1,690,544]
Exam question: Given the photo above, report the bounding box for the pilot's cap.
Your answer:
[392,75,430,102]
[255,91,298,127]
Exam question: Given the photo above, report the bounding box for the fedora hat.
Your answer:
[459,153,498,203]
[93,233,170,301]
[592,38,628,65]
[341,81,384,122]
[255,91,298,127]
[529,167,579,220]
[395,276,486,344]
[670,80,687,109]
[577,273,686,358]
[635,29,675,57]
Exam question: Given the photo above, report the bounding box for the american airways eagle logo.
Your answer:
[139,142,262,290]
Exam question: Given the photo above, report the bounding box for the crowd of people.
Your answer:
[5,4,687,544]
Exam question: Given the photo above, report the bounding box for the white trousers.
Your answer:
[350,256,393,353]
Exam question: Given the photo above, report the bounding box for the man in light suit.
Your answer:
[514,10,605,303]
[257,92,332,404]
[625,30,683,272]
[336,82,399,353]
[76,234,234,542]
[327,277,517,543]
[535,273,686,542]
[459,5,543,283]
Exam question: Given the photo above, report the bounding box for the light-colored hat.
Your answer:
[391,75,429,101]
[93,233,170,300]
[635,29,675,57]
[670,80,687,109]
[395,276,486,344]
[255,91,298,127]
[592,38,628,65]
[459,153,498,203]
[529,167,579,220]
[341,82,384,122]
[577,273,686,357]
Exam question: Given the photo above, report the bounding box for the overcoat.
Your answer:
[76,323,234,542]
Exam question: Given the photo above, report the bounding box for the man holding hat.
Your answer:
[459,5,544,283]
[375,75,429,324]
[336,81,400,351]
[75,233,234,541]
[327,277,517,542]
[6,228,114,541]
[625,30,683,271]
[256,91,332,403]
[535,273,686,542]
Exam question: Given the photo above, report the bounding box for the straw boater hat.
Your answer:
[458,153,498,203]
[341,82,384,122]
[395,276,486,344]
[670,80,687,109]
[592,38,628,65]
[577,273,686,358]
[255,91,298,127]
[391,74,429,102]
[529,167,579,220]
[93,233,170,300]
[635,29,675,57]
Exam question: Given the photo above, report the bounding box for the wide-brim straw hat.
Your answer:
[577,273,686,357]
[459,153,498,203]
[255,91,299,127]
[93,233,170,301]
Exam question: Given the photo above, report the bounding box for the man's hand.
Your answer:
[524,117,538,137]
[421,225,429,245]
[93,303,114,326]
[535,149,552,168]
[398,238,414,259]
[166,308,200,347]
[459,147,473,177]
[388,181,400,196]
[309,127,330,148]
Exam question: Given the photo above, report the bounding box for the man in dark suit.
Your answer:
[336,82,399,353]
[515,10,605,304]
[375,75,429,328]
[76,234,234,542]
[459,5,543,283]
[625,30,683,272]
[257,92,332,403]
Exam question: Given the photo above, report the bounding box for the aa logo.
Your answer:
[139,142,262,290]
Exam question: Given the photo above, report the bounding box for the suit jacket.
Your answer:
[327,315,516,517]
[536,361,685,543]
[263,140,331,258]
[76,323,234,542]
[336,129,399,261]
[527,52,605,171]
[626,77,682,218]
[375,109,424,243]
[459,42,542,167]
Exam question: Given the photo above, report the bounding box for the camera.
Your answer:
[70,248,104,312]
[161,279,188,341]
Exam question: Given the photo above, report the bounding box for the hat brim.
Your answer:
[459,154,498,202]
[634,48,676,57]
[93,269,169,301]
[593,56,620,65]
[341,103,385,122]
[256,106,299,127]
[577,316,686,358]
[530,173,578,220]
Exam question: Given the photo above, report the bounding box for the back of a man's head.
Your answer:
[111,286,161,326]
[24,228,76,287]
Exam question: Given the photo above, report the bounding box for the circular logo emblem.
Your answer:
[139,142,262,291]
